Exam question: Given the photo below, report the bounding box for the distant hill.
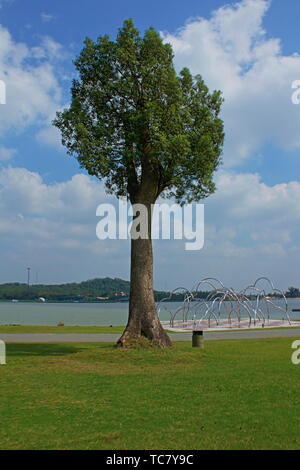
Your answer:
[0,277,220,303]
[0,277,131,302]
[0,277,176,302]
[1,277,286,303]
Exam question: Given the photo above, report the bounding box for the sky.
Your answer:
[1,0,300,291]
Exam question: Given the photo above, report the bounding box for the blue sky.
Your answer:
[1,0,300,290]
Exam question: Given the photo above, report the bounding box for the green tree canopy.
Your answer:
[54,19,224,205]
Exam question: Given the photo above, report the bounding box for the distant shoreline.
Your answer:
[0,300,130,304]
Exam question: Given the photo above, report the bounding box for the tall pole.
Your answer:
[27,267,31,287]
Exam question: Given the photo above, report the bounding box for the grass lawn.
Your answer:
[1,338,300,450]
[0,324,299,334]
[0,325,125,334]
[0,324,181,334]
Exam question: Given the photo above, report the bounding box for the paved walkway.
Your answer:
[1,328,300,343]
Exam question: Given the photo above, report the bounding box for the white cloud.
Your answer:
[154,168,300,288]
[0,24,64,147]
[0,167,130,283]
[0,167,110,220]
[197,170,300,261]
[0,147,16,161]
[0,166,300,288]
[162,0,300,166]
[35,124,62,148]
[212,170,300,222]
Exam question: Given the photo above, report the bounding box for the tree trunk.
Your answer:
[117,201,172,348]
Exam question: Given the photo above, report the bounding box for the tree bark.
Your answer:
[117,201,172,348]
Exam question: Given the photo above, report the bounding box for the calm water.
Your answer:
[0,299,300,326]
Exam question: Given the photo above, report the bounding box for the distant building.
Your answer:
[114,291,128,297]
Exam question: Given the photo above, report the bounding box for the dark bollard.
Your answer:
[192,330,204,348]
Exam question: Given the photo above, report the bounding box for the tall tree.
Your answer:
[54,19,224,347]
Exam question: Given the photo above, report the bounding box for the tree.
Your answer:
[54,19,224,347]
[285,287,300,298]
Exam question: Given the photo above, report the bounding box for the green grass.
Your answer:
[1,338,300,450]
[0,324,180,334]
[1,324,299,335]
[0,325,125,334]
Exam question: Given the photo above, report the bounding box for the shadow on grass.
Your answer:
[6,343,85,357]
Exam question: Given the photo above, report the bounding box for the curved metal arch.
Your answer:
[156,287,194,327]
[160,277,290,331]
[193,277,226,294]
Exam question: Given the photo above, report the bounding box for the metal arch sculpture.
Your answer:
[159,277,292,330]
[190,278,254,329]
[240,276,290,326]
[193,286,254,329]
[156,287,194,327]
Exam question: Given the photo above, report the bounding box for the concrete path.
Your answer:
[1,328,300,343]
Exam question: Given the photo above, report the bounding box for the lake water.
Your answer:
[0,299,300,326]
